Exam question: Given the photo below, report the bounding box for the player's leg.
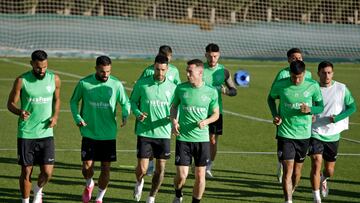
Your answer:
[95,161,111,203]
[147,138,171,202]
[278,137,296,202]
[173,141,191,203]
[81,137,95,203]
[134,136,152,201]
[291,138,309,193]
[192,142,210,203]
[320,141,338,197]
[309,138,324,202]
[20,165,33,202]
[94,139,116,203]
[33,137,55,203]
[17,138,35,202]
[207,115,222,178]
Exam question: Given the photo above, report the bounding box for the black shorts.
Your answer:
[81,137,116,162]
[136,136,171,160]
[17,137,55,166]
[277,137,309,163]
[209,114,223,135]
[308,138,339,162]
[175,140,210,167]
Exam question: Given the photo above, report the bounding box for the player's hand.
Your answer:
[137,112,148,122]
[20,110,30,120]
[171,119,180,136]
[77,121,87,127]
[312,115,316,123]
[48,117,58,128]
[198,120,208,129]
[329,115,335,123]
[121,117,127,127]
[221,85,228,95]
[300,103,311,114]
[273,116,282,126]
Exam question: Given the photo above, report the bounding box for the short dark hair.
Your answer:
[96,55,111,66]
[187,59,203,68]
[205,43,220,52]
[158,45,172,56]
[31,50,48,61]
[154,54,168,64]
[290,60,305,75]
[318,61,333,72]
[287,48,302,58]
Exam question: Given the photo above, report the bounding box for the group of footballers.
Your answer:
[7,46,356,203]
[7,44,238,203]
[267,48,357,203]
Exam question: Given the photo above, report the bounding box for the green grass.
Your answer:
[0,58,359,202]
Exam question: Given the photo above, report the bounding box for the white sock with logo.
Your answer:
[313,190,321,201]
[95,187,107,201]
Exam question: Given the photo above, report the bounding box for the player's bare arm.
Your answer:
[199,107,220,129]
[49,74,61,128]
[7,77,30,120]
[170,104,180,135]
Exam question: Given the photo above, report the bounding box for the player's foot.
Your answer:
[133,178,144,202]
[172,197,183,203]
[321,176,329,197]
[82,184,94,203]
[205,169,214,178]
[146,196,155,203]
[277,162,283,183]
[146,160,155,176]
[33,192,43,203]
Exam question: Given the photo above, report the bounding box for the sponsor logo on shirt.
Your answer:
[284,102,311,110]
[182,106,207,113]
[147,100,170,107]
[28,97,52,104]
[89,101,110,109]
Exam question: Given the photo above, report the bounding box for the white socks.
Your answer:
[22,198,30,203]
[86,178,94,187]
[285,201,293,203]
[95,187,107,201]
[313,190,321,201]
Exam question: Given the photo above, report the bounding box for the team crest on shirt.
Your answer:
[303,91,310,97]
[46,85,52,92]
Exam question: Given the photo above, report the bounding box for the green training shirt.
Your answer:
[70,74,130,140]
[130,77,176,139]
[138,64,181,85]
[18,71,55,139]
[202,62,225,114]
[269,78,323,139]
[172,82,219,142]
[272,66,312,85]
